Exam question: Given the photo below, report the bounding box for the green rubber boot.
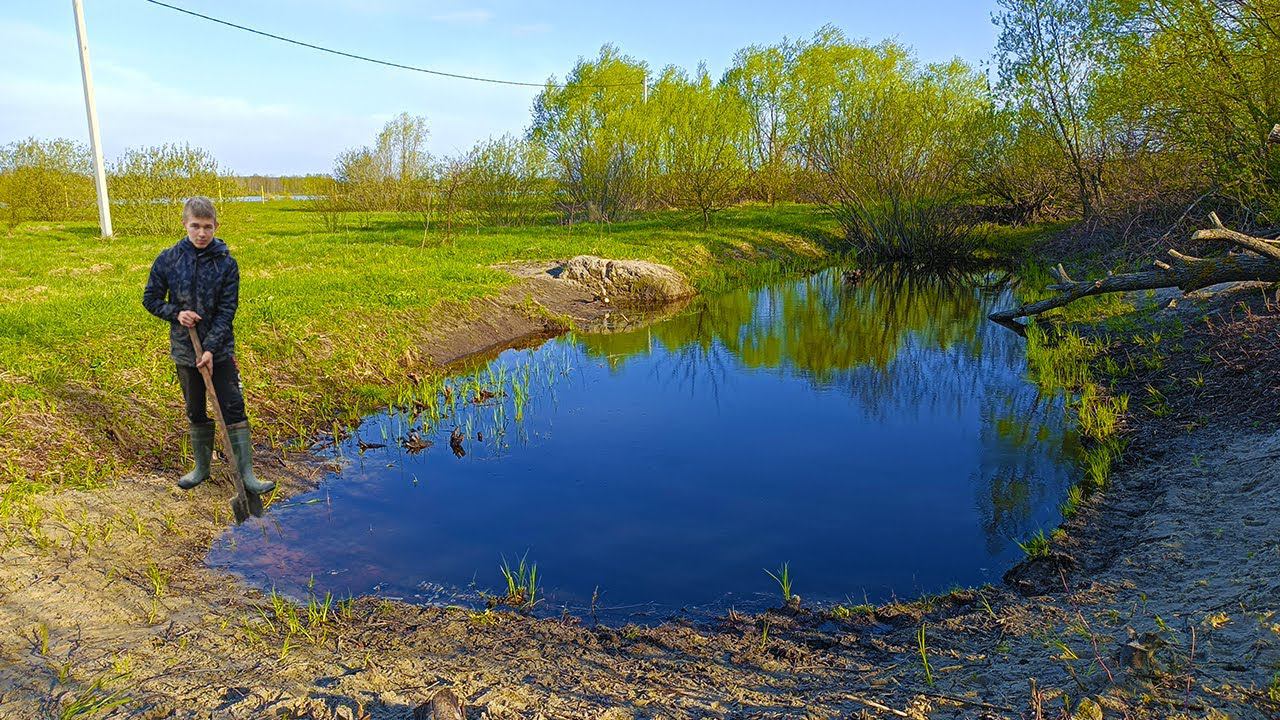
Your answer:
[178,422,214,489]
[227,423,275,495]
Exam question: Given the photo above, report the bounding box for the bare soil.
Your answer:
[1,269,1278,719]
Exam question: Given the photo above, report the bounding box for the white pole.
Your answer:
[73,0,113,237]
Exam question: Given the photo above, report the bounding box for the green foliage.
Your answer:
[723,40,801,204]
[994,0,1111,220]
[649,67,751,228]
[329,112,431,215]
[970,108,1067,225]
[1104,0,1280,221]
[530,46,649,222]
[995,0,1280,230]
[917,623,934,686]
[1023,318,1129,495]
[459,134,550,227]
[57,676,130,719]
[108,143,231,235]
[0,137,96,228]
[795,31,992,258]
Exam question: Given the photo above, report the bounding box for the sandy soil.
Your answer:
[1,268,1277,719]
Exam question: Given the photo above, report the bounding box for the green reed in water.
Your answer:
[764,562,794,604]
[498,553,540,610]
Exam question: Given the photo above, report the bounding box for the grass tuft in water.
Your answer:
[764,562,795,604]
[498,553,540,611]
[1017,529,1052,559]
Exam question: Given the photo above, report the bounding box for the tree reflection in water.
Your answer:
[578,264,1080,555]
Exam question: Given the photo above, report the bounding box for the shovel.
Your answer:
[188,326,252,524]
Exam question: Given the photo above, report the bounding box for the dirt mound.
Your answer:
[562,255,695,305]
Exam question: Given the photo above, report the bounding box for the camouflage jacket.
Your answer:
[142,237,240,366]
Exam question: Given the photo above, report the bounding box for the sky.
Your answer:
[1,1,1001,175]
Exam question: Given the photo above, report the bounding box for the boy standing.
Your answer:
[142,196,274,504]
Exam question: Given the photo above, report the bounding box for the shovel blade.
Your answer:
[230,496,250,524]
[246,491,264,518]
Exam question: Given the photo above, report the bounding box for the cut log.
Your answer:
[989,225,1280,324]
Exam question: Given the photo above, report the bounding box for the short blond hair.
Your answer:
[182,196,217,222]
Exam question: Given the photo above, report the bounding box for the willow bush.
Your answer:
[796,37,991,259]
[459,134,551,227]
[0,138,96,229]
[108,143,232,236]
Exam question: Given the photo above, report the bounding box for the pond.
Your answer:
[209,267,1081,623]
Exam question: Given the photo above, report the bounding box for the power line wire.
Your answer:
[140,0,642,89]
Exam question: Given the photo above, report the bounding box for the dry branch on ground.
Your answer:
[991,213,1280,324]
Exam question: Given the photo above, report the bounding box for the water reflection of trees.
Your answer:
[575,264,1081,556]
[583,265,992,379]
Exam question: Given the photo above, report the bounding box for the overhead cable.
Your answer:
[140,0,642,89]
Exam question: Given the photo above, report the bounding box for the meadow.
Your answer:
[0,201,838,502]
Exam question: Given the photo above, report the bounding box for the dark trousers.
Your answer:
[176,358,248,426]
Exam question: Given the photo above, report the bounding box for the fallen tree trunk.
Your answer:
[990,213,1280,325]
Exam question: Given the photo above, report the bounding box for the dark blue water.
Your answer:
[210,267,1080,622]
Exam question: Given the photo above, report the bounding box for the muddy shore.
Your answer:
[1,268,1277,719]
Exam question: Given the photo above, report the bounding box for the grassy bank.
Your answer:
[0,202,843,506]
[1009,259,1159,552]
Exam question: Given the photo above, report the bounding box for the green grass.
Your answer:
[1017,529,1052,559]
[764,562,795,604]
[498,552,540,610]
[1021,313,1131,528]
[973,220,1073,258]
[0,201,839,506]
[56,673,130,719]
[917,622,934,686]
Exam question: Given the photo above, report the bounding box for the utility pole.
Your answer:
[72,0,113,237]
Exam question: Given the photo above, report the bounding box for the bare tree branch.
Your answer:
[989,226,1280,324]
[1191,212,1280,261]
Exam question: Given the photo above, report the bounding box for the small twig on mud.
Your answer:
[1185,624,1196,698]
[840,693,910,718]
[792,663,867,675]
[917,691,1015,713]
[1029,678,1044,720]
[1059,567,1114,683]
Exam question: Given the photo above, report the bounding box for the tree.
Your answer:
[108,143,228,235]
[332,146,391,214]
[429,154,470,243]
[723,40,800,204]
[460,134,550,227]
[1102,0,1280,223]
[994,0,1113,219]
[0,137,95,228]
[971,107,1067,224]
[529,46,648,223]
[327,113,432,214]
[649,67,751,229]
[374,112,432,211]
[795,33,991,258]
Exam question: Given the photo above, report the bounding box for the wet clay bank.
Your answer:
[212,265,1080,623]
[0,261,1277,718]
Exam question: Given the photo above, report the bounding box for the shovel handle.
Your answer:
[187,326,248,508]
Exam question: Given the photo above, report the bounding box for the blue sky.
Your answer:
[1,1,1000,175]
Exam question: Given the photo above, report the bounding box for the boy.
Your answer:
[142,196,274,504]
